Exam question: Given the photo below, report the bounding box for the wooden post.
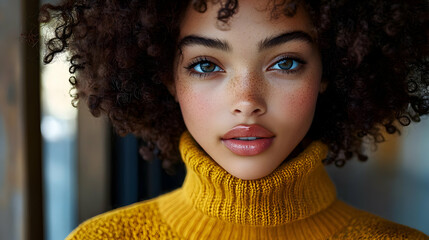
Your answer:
[21,0,44,239]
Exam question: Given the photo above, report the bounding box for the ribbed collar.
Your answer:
[157,132,357,239]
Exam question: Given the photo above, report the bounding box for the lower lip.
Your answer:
[222,138,274,156]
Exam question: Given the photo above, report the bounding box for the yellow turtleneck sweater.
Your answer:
[66,132,428,239]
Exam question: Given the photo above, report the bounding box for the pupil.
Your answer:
[279,60,293,70]
[201,62,215,72]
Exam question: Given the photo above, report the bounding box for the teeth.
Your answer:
[234,137,258,141]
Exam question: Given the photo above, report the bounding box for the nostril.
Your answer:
[232,99,267,116]
[233,107,263,115]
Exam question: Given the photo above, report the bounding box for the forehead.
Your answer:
[179,0,316,42]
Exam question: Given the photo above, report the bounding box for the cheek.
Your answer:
[277,83,320,125]
[176,82,214,128]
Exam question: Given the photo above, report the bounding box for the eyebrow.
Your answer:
[178,35,231,52]
[258,31,314,51]
[177,31,313,52]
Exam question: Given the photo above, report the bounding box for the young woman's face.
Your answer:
[173,0,323,180]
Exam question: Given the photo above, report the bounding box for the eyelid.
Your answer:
[185,56,224,70]
[267,54,306,72]
[184,56,225,78]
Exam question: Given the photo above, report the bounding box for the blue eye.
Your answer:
[193,61,222,73]
[270,59,300,71]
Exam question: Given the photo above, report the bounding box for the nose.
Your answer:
[229,72,267,117]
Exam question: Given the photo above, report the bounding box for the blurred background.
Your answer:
[0,0,428,239]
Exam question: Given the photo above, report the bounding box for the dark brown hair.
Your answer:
[39,0,429,171]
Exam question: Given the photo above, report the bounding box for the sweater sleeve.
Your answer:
[64,205,143,240]
[65,200,181,240]
[329,213,429,240]
[65,216,111,240]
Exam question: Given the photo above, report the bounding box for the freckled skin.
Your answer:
[172,0,323,180]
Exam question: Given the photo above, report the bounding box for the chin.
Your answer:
[227,166,275,180]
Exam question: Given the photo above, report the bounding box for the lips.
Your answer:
[221,125,275,156]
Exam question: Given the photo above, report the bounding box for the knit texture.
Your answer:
[66,131,429,239]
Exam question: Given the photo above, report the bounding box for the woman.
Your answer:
[40,0,429,239]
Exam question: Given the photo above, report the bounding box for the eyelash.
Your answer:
[268,56,306,74]
[184,56,306,78]
[184,57,222,78]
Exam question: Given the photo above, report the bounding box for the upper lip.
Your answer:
[222,124,275,140]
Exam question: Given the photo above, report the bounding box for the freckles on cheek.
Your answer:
[279,86,319,121]
[179,89,213,124]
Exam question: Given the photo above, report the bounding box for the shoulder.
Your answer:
[65,198,178,240]
[331,210,429,240]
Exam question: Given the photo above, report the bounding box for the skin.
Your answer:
[171,0,324,180]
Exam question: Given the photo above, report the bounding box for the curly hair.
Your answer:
[39,0,429,172]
